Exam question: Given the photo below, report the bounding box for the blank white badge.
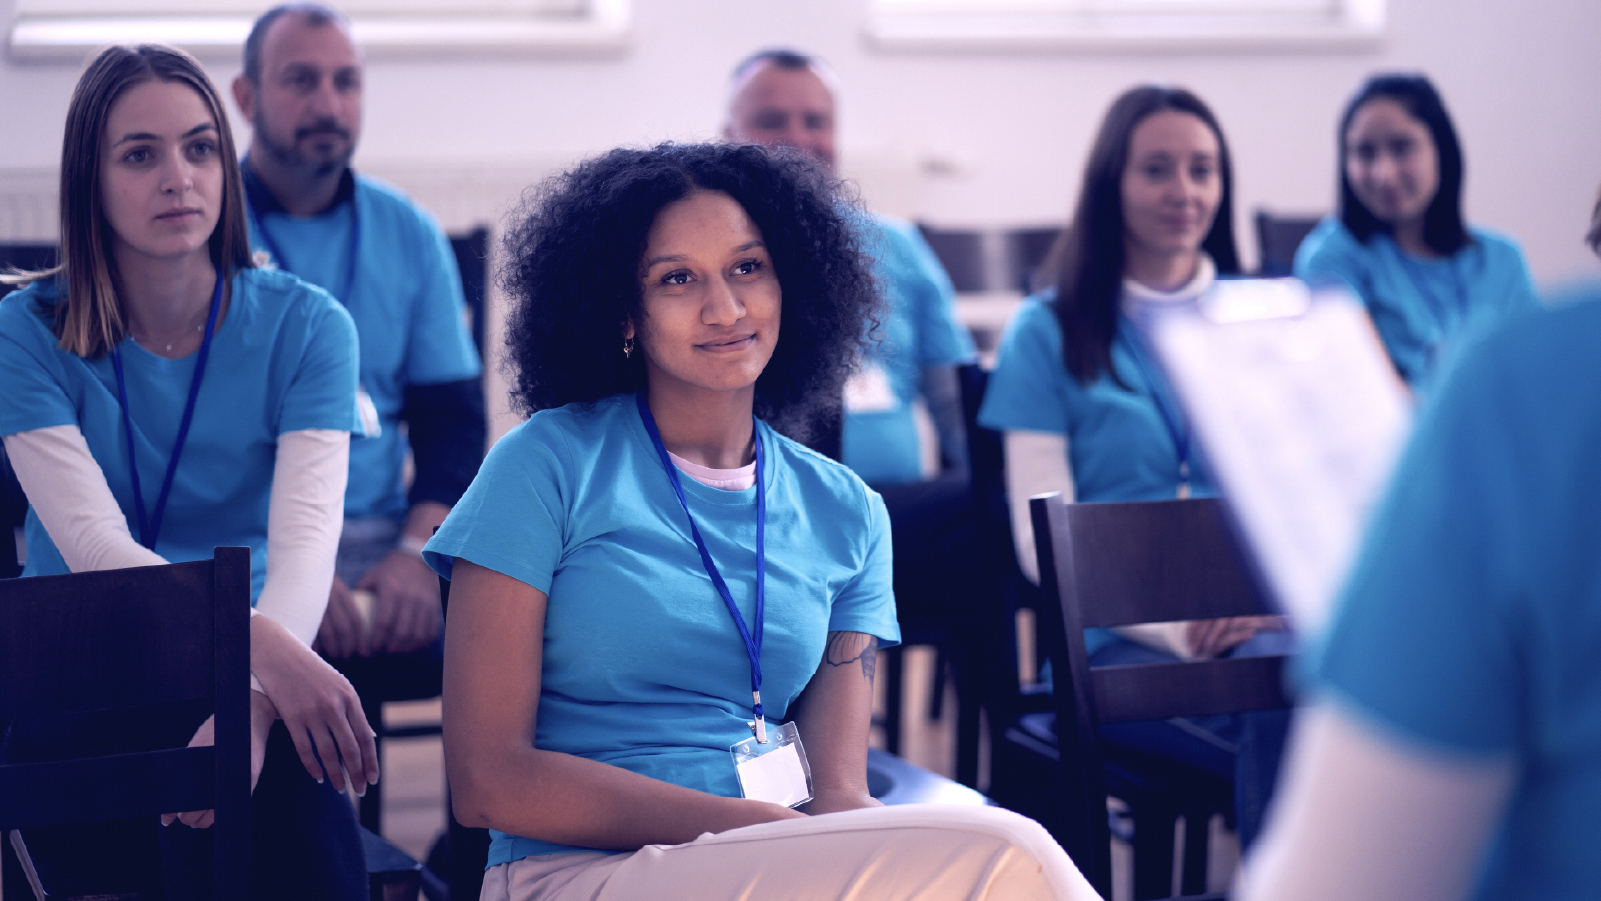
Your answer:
[731,721,813,808]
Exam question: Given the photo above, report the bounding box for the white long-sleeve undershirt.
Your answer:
[3,424,347,652]
[1003,428,1197,660]
[1236,700,1515,901]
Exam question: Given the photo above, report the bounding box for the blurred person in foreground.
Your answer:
[231,3,484,672]
[1237,194,1601,901]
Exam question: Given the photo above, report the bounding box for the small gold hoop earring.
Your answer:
[623,337,635,359]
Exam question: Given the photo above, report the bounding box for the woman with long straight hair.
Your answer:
[978,84,1288,848]
[0,44,373,898]
[1294,73,1538,386]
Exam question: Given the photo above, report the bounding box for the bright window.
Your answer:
[9,0,629,60]
[865,0,1385,50]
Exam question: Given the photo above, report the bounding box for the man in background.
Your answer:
[724,49,980,761]
[233,4,484,683]
[725,48,974,482]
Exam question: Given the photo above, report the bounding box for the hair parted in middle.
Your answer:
[1044,84,1241,387]
[1337,72,1471,256]
[7,43,252,358]
[499,141,883,441]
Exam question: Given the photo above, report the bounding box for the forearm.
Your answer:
[790,632,879,810]
[255,429,348,645]
[921,365,967,471]
[3,426,167,572]
[403,378,485,508]
[453,743,801,850]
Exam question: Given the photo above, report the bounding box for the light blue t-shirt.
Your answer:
[0,268,361,600]
[423,393,900,867]
[245,168,482,521]
[1292,217,1538,388]
[977,291,1218,504]
[1308,290,1601,900]
[842,214,975,485]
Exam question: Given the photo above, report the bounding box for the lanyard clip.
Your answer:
[752,691,767,744]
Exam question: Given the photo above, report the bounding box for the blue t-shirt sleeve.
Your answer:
[1292,217,1365,296]
[977,298,1069,434]
[0,289,77,437]
[825,485,900,646]
[278,289,363,435]
[1307,333,1525,754]
[424,418,566,592]
[894,225,975,367]
[403,212,482,386]
[1484,231,1541,316]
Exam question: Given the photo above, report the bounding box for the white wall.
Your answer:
[3,0,1599,285]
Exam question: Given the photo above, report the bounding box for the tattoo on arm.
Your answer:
[824,631,878,683]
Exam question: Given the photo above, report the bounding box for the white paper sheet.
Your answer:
[1141,279,1413,638]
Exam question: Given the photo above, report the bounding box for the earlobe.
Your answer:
[231,75,253,118]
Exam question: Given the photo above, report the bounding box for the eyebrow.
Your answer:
[112,122,217,148]
[643,240,765,269]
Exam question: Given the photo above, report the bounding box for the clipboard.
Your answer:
[1137,279,1413,637]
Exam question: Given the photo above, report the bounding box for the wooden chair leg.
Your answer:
[360,696,385,833]
[1132,808,1178,900]
[1180,811,1211,895]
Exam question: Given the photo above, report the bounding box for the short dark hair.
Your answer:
[730,48,815,83]
[242,3,349,83]
[1337,73,1471,255]
[499,142,883,442]
[1047,85,1241,386]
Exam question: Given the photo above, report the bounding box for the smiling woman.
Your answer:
[423,142,1094,900]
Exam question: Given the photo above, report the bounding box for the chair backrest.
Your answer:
[1029,494,1292,889]
[1254,211,1322,277]
[0,548,252,895]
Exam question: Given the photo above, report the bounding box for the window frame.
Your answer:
[7,0,631,61]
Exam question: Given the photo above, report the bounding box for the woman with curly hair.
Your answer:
[423,142,1089,900]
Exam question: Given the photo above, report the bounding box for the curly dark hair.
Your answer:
[499,142,882,441]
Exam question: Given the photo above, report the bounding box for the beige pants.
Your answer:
[479,804,1099,901]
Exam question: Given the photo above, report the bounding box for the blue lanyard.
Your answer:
[244,171,361,307]
[111,265,224,550]
[1119,316,1192,498]
[635,392,771,742]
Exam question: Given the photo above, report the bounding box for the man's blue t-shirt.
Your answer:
[244,168,482,521]
[977,292,1217,504]
[1293,217,1538,387]
[424,393,900,867]
[0,268,361,600]
[842,214,974,485]
[1308,290,1601,900]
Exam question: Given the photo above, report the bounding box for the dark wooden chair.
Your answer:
[1253,211,1322,277]
[0,548,253,900]
[1025,494,1293,899]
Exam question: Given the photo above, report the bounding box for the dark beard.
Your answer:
[255,111,352,180]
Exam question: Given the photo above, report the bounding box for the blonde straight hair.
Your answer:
[2,44,252,357]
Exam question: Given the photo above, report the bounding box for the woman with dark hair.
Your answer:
[1239,189,1601,901]
[1294,73,1538,386]
[425,142,1090,900]
[978,84,1288,847]
[0,44,373,897]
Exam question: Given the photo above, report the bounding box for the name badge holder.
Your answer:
[636,393,813,808]
[730,720,813,809]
